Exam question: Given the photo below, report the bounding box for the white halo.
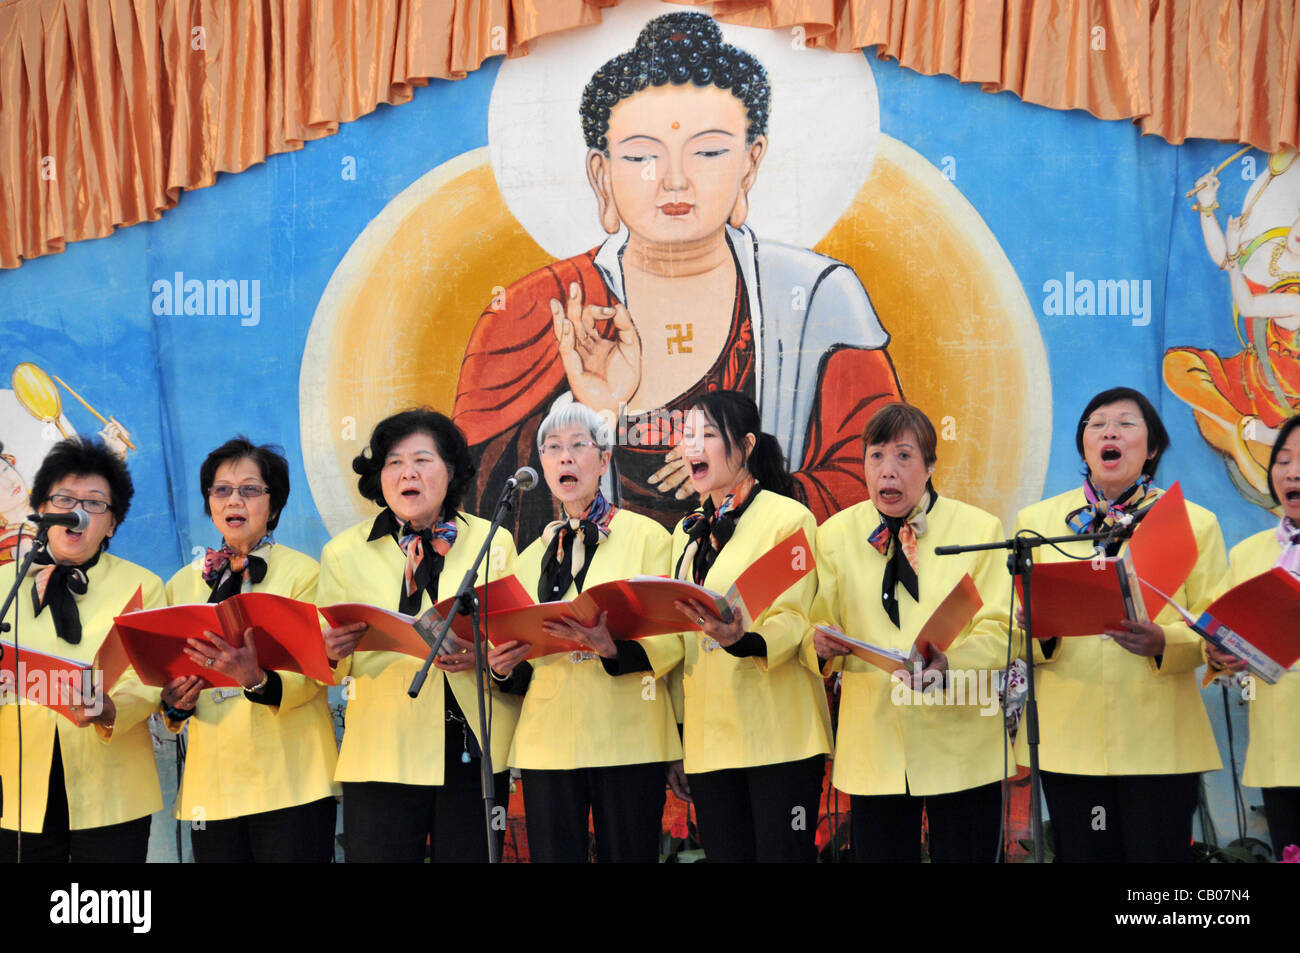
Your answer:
[488,0,879,259]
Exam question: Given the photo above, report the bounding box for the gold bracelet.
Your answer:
[1192,200,1219,215]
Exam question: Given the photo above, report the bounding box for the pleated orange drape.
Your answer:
[0,0,1296,270]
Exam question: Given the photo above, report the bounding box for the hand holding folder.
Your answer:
[1152,568,1300,684]
[113,591,334,687]
[482,528,817,660]
[320,575,533,661]
[815,574,983,676]
[2,587,141,722]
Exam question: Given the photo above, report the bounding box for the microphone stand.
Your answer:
[408,477,524,864]
[935,522,1135,864]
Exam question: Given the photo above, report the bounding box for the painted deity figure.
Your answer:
[1165,153,1300,505]
[452,12,903,540]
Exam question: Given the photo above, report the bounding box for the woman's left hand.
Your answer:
[1106,619,1166,657]
[62,672,117,728]
[543,611,616,659]
[184,627,266,689]
[675,599,744,647]
[433,632,478,673]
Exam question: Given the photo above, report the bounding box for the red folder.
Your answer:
[1017,483,1197,639]
[2,588,142,721]
[481,579,678,661]
[321,575,533,661]
[0,642,91,722]
[623,527,817,631]
[817,573,984,673]
[113,592,335,687]
[1186,568,1300,684]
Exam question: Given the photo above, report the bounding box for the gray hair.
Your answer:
[536,401,615,452]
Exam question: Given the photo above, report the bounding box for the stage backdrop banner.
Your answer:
[2,3,1286,578]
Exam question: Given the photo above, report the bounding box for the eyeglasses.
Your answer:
[1083,415,1144,432]
[540,440,599,457]
[207,484,270,499]
[47,493,110,514]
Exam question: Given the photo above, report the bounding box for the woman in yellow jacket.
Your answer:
[666,390,829,863]
[159,437,338,862]
[1204,413,1300,859]
[1014,386,1226,862]
[0,437,163,862]
[488,401,680,862]
[810,403,1015,862]
[318,409,518,863]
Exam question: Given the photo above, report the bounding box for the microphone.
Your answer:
[27,510,92,533]
[506,467,539,493]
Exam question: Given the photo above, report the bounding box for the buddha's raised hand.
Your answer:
[551,282,641,416]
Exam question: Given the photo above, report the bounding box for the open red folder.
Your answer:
[816,573,984,674]
[1153,568,1300,685]
[320,576,533,661]
[1016,483,1198,640]
[2,587,141,722]
[481,528,817,659]
[113,591,335,687]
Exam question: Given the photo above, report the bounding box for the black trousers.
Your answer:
[343,717,509,863]
[521,762,666,863]
[850,780,1003,863]
[686,755,825,863]
[1261,786,1300,860]
[190,796,337,863]
[1040,770,1199,862]
[0,734,151,863]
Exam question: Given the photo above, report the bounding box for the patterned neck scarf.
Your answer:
[1277,517,1300,579]
[1065,473,1160,553]
[538,492,616,601]
[397,516,458,616]
[30,548,102,645]
[675,476,758,586]
[202,534,273,603]
[868,488,937,628]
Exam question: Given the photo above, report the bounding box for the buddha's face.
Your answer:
[590,84,765,245]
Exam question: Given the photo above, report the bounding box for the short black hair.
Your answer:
[580,12,770,154]
[1267,414,1300,505]
[199,436,291,531]
[1075,386,1171,479]
[29,437,134,546]
[352,409,475,520]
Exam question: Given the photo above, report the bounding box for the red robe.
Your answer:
[453,249,903,541]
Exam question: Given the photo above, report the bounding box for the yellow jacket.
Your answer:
[164,545,340,821]
[1012,486,1225,775]
[810,496,1017,797]
[319,511,518,786]
[1204,528,1300,788]
[508,509,682,770]
[672,490,831,774]
[1,553,164,833]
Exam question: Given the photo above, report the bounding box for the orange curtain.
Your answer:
[1,0,1296,270]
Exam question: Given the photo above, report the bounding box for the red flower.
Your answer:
[1283,844,1300,863]
[669,815,690,840]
